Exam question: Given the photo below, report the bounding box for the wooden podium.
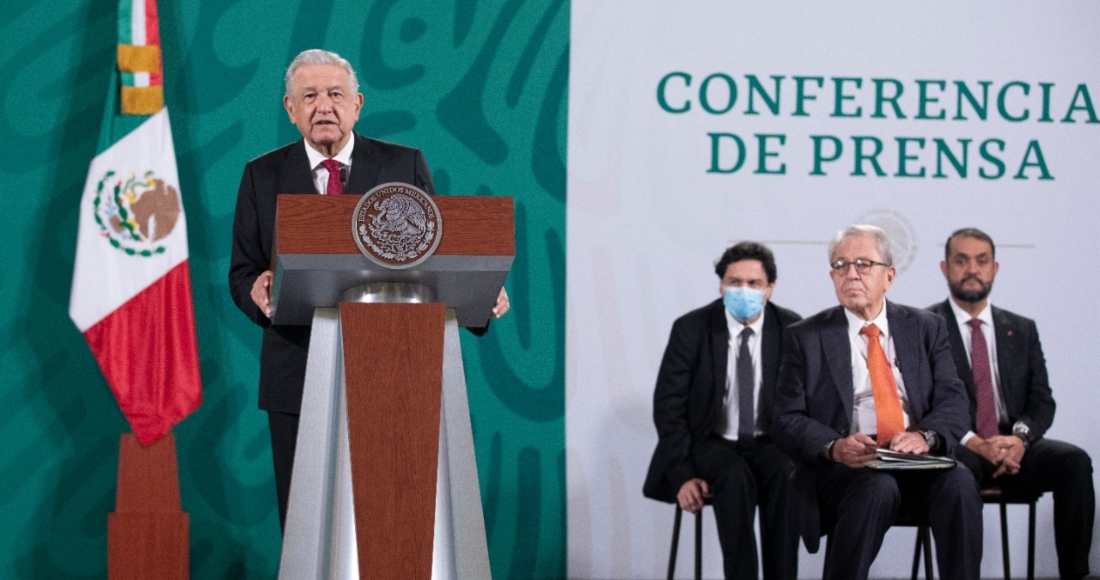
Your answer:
[270,193,513,580]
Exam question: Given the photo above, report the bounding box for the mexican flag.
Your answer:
[69,0,201,446]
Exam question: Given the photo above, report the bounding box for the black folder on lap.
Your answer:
[867,449,957,470]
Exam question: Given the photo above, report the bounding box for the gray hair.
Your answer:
[828,224,894,266]
[284,49,360,97]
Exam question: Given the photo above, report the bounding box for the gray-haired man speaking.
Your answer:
[228,49,508,530]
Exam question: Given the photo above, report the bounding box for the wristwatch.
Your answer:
[1012,424,1031,448]
[921,430,939,451]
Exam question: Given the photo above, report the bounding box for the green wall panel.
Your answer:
[0,1,567,578]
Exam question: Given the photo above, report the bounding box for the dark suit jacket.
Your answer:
[228,132,435,413]
[772,300,969,551]
[927,300,1055,442]
[643,300,802,503]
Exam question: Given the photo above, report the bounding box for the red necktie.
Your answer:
[967,319,999,438]
[861,324,905,445]
[321,159,343,195]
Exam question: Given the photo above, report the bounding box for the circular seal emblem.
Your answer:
[352,182,442,269]
[93,170,181,257]
[856,208,918,274]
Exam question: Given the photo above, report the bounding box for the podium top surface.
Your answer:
[270,194,514,327]
[275,195,514,259]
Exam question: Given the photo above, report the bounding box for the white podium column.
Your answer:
[278,309,490,580]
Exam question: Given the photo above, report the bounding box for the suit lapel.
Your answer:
[709,301,730,411]
[888,301,925,419]
[278,139,318,194]
[346,133,382,194]
[992,306,1018,402]
[823,307,854,415]
[938,301,975,393]
[759,303,780,424]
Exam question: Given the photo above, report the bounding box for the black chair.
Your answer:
[826,509,934,580]
[907,521,935,580]
[981,485,1043,580]
[908,484,1044,580]
[666,499,711,580]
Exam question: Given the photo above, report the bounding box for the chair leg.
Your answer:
[910,527,923,580]
[1026,500,1036,580]
[921,526,934,580]
[1000,501,1011,580]
[694,509,703,580]
[667,506,682,580]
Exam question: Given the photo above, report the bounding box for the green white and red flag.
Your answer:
[69,0,200,446]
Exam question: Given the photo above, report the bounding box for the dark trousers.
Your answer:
[815,463,982,580]
[693,434,800,580]
[267,410,300,533]
[956,438,1095,579]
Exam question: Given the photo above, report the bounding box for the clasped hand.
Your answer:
[968,435,1025,478]
[677,478,712,514]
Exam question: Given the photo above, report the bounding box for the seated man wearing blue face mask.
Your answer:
[644,242,802,580]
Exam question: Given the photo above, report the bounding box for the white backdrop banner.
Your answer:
[567,2,1100,578]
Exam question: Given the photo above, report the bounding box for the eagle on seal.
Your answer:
[371,193,427,236]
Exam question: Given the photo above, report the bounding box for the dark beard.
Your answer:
[949,277,993,303]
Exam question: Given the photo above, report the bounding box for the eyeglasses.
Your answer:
[830,258,890,274]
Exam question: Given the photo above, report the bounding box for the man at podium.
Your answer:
[228,48,508,530]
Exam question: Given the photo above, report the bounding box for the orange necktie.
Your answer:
[860,324,905,445]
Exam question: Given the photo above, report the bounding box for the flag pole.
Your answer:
[68,0,199,576]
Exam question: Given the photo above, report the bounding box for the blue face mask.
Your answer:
[723,286,765,322]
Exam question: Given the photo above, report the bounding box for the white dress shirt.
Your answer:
[719,307,766,440]
[947,299,1014,444]
[844,302,913,435]
[304,137,355,194]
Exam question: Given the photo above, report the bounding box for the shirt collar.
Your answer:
[948,297,993,326]
[844,299,890,338]
[303,135,356,170]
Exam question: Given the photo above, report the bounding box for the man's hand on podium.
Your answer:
[492,288,510,318]
[251,270,274,318]
[251,272,507,321]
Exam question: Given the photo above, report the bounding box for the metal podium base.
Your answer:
[278,308,491,579]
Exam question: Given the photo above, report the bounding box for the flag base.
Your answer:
[108,433,189,579]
